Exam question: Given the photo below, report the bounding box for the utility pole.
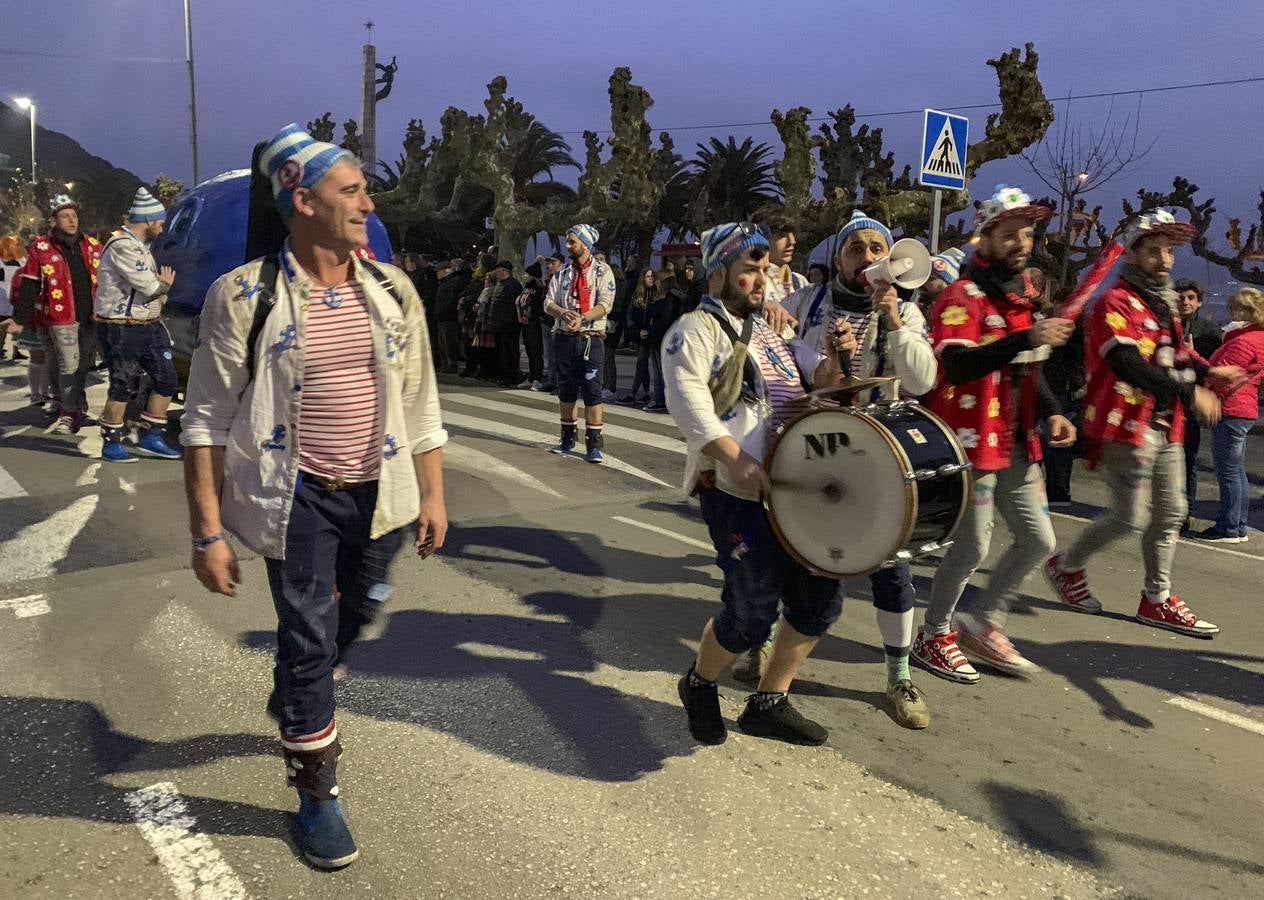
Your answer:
[183,0,200,184]
[361,21,377,177]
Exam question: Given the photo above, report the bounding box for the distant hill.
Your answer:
[0,101,143,230]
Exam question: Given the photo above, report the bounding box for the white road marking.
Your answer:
[496,387,683,426]
[1051,511,1262,563]
[75,462,102,486]
[611,515,714,551]
[0,593,50,617]
[447,392,685,454]
[446,441,562,497]
[0,493,98,584]
[1166,696,1264,737]
[443,410,672,487]
[0,462,27,498]
[123,782,251,900]
[1,425,31,440]
[117,476,137,495]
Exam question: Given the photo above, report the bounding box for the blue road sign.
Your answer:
[919,109,969,190]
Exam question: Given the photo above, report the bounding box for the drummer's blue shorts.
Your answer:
[698,486,843,651]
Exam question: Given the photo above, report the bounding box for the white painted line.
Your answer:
[447,392,685,454]
[1,425,31,440]
[446,442,562,497]
[1166,696,1264,737]
[443,411,672,487]
[0,593,50,617]
[1051,511,1263,563]
[75,462,102,486]
[0,463,27,499]
[496,387,682,426]
[123,782,251,900]
[611,515,714,552]
[0,493,99,584]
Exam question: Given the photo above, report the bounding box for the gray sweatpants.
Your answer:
[924,449,1056,634]
[1062,430,1186,601]
[41,321,97,414]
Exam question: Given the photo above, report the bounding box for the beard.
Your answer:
[718,268,762,318]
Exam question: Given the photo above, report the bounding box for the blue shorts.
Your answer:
[96,321,177,401]
[554,332,604,406]
[699,487,843,651]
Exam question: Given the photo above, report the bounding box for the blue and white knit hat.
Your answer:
[930,247,966,284]
[258,123,356,217]
[49,193,78,214]
[700,222,770,276]
[127,187,166,223]
[834,210,893,251]
[567,223,599,252]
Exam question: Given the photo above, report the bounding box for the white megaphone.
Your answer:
[859,238,932,290]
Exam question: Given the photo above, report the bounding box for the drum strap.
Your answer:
[703,306,758,416]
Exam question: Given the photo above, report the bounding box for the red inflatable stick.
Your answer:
[1056,240,1125,320]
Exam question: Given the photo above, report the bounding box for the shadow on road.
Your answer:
[984,781,1105,865]
[0,695,285,840]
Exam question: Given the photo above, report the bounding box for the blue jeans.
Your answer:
[698,487,843,651]
[96,321,178,401]
[1212,416,1254,537]
[265,475,406,736]
[648,344,666,406]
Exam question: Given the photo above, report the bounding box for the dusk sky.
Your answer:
[4,1,1262,250]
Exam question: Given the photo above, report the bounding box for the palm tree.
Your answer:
[690,136,781,223]
[512,121,580,188]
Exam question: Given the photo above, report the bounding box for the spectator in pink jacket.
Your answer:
[1195,288,1264,543]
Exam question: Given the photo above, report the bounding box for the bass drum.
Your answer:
[763,402,970,576]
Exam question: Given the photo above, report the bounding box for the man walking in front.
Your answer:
[543,224,615,463]
[182,123,448,868]
[93,187,181,462]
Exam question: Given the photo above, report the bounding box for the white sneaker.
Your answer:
[49,415,74,435]
[529,381,542,392]
[515,379,533,389]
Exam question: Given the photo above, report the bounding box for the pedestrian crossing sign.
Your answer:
[919,109,969,190]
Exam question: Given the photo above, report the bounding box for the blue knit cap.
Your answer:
[258,123,356,217]
[567,223,599,252]
[127,187,166,223]
[930,247,965,284]
[834,210,893,251]
[700,222,769,276]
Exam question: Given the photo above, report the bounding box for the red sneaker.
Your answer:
[1043,554,1103,614]
[958,622,1040,677]
[911,630,980,684]
[1135,594,1219,639]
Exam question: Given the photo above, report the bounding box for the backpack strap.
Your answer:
[703,304,759,417]
[244,255,281,382]
[359,258,404,308]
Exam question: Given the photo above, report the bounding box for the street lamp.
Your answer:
[183,0,200,185]
[13,97,35,184]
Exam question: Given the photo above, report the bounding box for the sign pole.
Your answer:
[929,189,942,254]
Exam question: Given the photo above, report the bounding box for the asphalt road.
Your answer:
[0,358,1261,900]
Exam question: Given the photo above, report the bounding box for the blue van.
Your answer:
[154,169,393,379]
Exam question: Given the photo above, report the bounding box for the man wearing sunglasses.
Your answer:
[663,221,857,747]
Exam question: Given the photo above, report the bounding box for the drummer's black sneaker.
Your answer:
[737,693,828,746]
[678,667,727,745]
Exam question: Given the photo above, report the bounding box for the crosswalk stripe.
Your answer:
[443,410,672,488]
[446,393,685,455]
[494,387,682,427]
[0,462,27,499]
[446,441,563,497]
[611,515,714,551]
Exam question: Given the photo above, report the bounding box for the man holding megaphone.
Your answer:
[761,210,939,730]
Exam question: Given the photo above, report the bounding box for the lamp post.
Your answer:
[183,0,200,185]
[13,97,35,184]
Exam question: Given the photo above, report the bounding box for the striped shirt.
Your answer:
[748,321,807,425]
[298,282,382,481]
[831,305,875,377]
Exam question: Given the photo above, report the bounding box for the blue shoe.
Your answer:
[101,440,138,463]
[297,792,359,869]
[549,421,578,455]
[584,427,604,464]
[134,429,181,459]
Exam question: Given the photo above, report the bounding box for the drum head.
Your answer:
[807,376,898,404]
[765,408,914,576]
